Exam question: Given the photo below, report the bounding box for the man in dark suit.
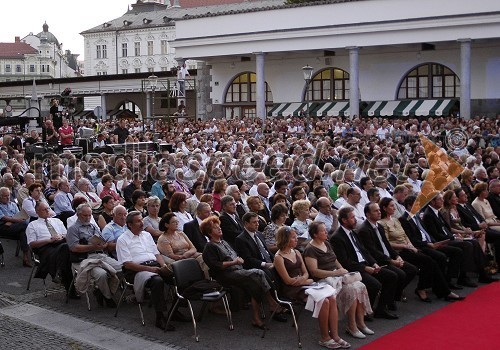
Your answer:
[234,211,287,323]
[455,187,500,277]
[422,193,478,287]
[400,196,464,289]
[331,206,399,319]
[487,179,500,218]
[219,195,244,247]
[183,202,211,253]
[358,203,417,309]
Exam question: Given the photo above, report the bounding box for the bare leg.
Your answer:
[327,296,340,342]
[346,299,359,333]
[318,297,332,342]
[251,298,262,325]
[356,301,368,329]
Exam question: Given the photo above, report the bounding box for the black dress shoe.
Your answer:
[414,289,432,303]
[156,318,176,331]
[105,297,117,308]
[387,302,397,311]
[478,276,499,284]
[364,313,374,322]
[172,310,191,322]
[444,295,466,302]
[448,283,463,290]
[272,313,287,323]
[93,289,104,306]
[374,310,399,320]
[457,278,478,288]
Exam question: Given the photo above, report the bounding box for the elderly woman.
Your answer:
[333,183,350,209]
[170,192,193,231]
[262,204,289,253]
[378,197,465,302]
[157,213,208,276]
[173,168,192,199]
[143,196,162,240]
[275,226,351,349]
[304,222,373,343]
[201,216,281,329]
[290,200,313,245]
[472,183,500,232]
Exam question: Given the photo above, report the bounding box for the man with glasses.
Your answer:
[314,196,338,234]
[66,203,121,307]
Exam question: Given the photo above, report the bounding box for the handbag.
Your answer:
[342,272,362,285]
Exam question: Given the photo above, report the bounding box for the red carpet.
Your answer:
[360,283,500,350]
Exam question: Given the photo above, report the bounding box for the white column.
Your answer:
[146,92,151,121]
[459,39,471,120]
[254,52,266,122]
[347,46,360,119]
[100,94,107,120]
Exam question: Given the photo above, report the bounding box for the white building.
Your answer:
[171,0,500,119]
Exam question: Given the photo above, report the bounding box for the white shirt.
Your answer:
[22,197,55,218]
[314,211,334,232]
[342,225,365,263]
[26,217,67,244]
[249,184,259,196]
[409,179,422,194]
[174,211,193,232]
[67,214,98,229]
[377,187,392,199]
[116,229,159,265]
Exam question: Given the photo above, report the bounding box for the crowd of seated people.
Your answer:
[0,114,498,348]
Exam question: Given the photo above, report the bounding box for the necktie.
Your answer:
[437,213,453,237]
[45,219,59,238]
[349,231,366,262]
[374,224,390,257]
[254,234,272,263]
[67,194,72,207]
[414,215,433,242]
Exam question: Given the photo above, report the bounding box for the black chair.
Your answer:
[166,258,234,342]
[0,241,4,267]
[261,274,302,348]
[26,250,47,297]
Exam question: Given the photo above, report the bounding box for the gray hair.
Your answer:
[220,195,235,208]
[76,203,92,214]
[126,211,142,226]
[77,178,90,188]
[113,205,127,215]
[0,186,10,195]
[225,184,239,196]
[147,196,161,206]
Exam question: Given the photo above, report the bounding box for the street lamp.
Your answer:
[302,64,314,135]
[148,74,158,133]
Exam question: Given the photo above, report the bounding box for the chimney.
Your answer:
[15,36,20,43]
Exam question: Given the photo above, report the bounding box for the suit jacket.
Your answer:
[219,211,243,247]
[399,212,433,249]
[234,230,274,270]
[422,207,455,242]
[330,226,376,272]
[357,220,398,265]
[456,203,484,231]
[488,193,500,219]
[183,218,207,253]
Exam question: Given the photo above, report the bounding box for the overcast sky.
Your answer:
[0,0,133,59]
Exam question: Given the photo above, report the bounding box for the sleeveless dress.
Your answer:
[279,250,307,302]
[303,242,373,316]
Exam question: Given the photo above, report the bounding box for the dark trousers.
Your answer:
[485,229,500,265]
[385,261,418,301]
[401,249,450,298]
[35,242,72,290]
[448,240,475,274]
[146,275,169,313]
[360,267,398,311]
[0,222,29,252]
[433,245,463,280]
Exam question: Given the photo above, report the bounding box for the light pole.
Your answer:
[148,74,158,133]
[302,64,314,136]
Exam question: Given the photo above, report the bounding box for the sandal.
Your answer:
[335,338,351,349]
[318,339,341,349]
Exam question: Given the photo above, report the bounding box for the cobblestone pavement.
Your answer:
[0,314,104,350]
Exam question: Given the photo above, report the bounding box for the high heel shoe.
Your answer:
[414,289,431,303]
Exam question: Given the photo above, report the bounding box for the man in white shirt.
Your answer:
[340,187,365,229]
[406,166,422,195]
[249,172,266,196]
[374,176,392,199]
[26,202,75,297]
[116,211,176,331]
[314,197,338,234]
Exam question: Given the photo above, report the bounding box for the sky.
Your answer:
[0,0,133,60]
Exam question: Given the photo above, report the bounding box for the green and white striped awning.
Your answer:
[267,102,322,117]
[363,99,457,117]
[314,101,350,117]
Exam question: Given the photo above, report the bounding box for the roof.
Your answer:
[0,42,38,58]
[81,0,361,34]
[36,22,60,47]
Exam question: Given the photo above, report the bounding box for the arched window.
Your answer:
[225,72,273,103]
[397,63,460,99]
[305,68,350,101]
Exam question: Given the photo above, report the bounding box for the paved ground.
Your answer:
[0,238,487,350]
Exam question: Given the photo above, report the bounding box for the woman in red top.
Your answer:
[99,174,125,205]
